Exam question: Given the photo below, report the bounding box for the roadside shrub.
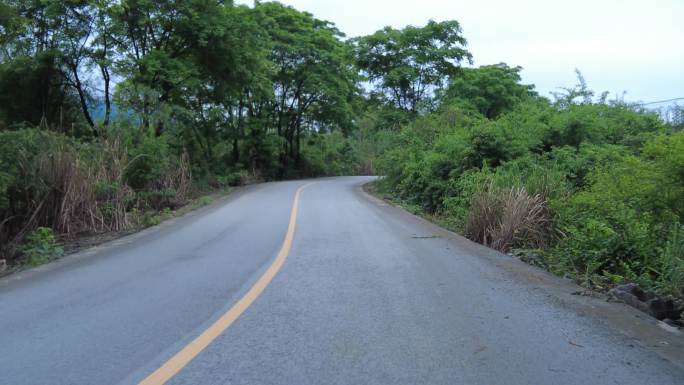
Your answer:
[655,224,684,295]
[223,169,251,187]
[88,138,135,232]
[123,133,171,190]
[441,167,492,229]
[462,127,515,169]
[549,201,653,285]
[442,158,567,232]
[374,72,680,296]
[464,183,552,253]
[0,129,72,256]
[548,152,679,290]
[18,227,64,266]
[300,131,360,177]
[0,128,192,263]
[395,151,458,212]
[642,131,684,217]
[544,104,663,151]
[545,105,600,149]
[545,144,627,190]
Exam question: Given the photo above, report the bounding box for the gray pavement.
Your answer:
[1,177,683,385]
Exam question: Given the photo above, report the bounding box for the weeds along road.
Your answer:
[1,176,683,385]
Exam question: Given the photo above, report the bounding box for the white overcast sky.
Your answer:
[236,0,684,104]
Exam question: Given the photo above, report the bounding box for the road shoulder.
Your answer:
[0,184,261,288]
[358,180,684,371]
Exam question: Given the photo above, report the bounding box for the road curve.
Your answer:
[1,176,683,385]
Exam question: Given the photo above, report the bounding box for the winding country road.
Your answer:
[1,177,683,385]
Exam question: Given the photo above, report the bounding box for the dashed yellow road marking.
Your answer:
[138,182,315,385]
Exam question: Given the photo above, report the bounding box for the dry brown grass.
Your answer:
[465,182,552,253]
[159,151,191,206]
[36,147,94,235]
[91,138,134,232]
[34,138,134,237]
[1,133,194,263]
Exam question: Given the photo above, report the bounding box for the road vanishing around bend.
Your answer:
[2,177,684,385]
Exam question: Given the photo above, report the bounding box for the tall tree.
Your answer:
[90,0,115,128]
[185,3,273,172]
[52,0,98,129]
[442,63,536,119]
[111,0,228,135]
[255,2,356,167]
[355,20,472,113]
[1,0,118,133]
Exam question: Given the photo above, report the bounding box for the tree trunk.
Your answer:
[100,64,111,128]
[295,116,302,166]
[71,64,96,132]
[233,100,244,163]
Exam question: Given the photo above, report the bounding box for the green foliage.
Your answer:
[543,103,663,150]
[0,53,84,131]
[254,1,357,171]
[656,224,684,295]
[376,71,682,294]
[0,127,192,263]
[442,63,536,119]
[0,129,64,213]
[300,131,360,176]
[546,133,684,291]
[222,170,251,187]
[355,20,472,112]
[140,207,173,227]
[191,196,213,209]
[1,0,361,183]
[123,133,171,190]
[19,227,64,266]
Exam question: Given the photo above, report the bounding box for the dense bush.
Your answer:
[547,132,684,290]
[18,227,64,266]
[442,63,536,119]
[299,131,361,177]
[0,128,192,263]
[0,53,86,132]
[465,183,552,252]
[374,79,684,295]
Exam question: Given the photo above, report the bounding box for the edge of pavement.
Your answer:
[356,181,684,372]
[0,182,266,288]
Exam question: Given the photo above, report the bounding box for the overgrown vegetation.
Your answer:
[371,68,684,296]
[18,227,63,266]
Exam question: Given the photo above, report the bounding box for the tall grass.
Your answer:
[465,182,552,253]
[0,129,192,263]
[8,139,134,247]
[656,223,684,295]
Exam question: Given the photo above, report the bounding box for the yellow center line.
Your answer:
[138,182,316,385]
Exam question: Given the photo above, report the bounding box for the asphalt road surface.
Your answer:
[1,177,683,385]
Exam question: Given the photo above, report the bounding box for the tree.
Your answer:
[355,20,472,114]
[0,2,24,60]
[51,0,98,130]
[185,3,273,173]
[0,53,83,130]
[111,0,231,136]
[1,0,117,134]
[551,69,596,109]
[255,2,357,169]
[90,0,116,128]
[442,63,536,119]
